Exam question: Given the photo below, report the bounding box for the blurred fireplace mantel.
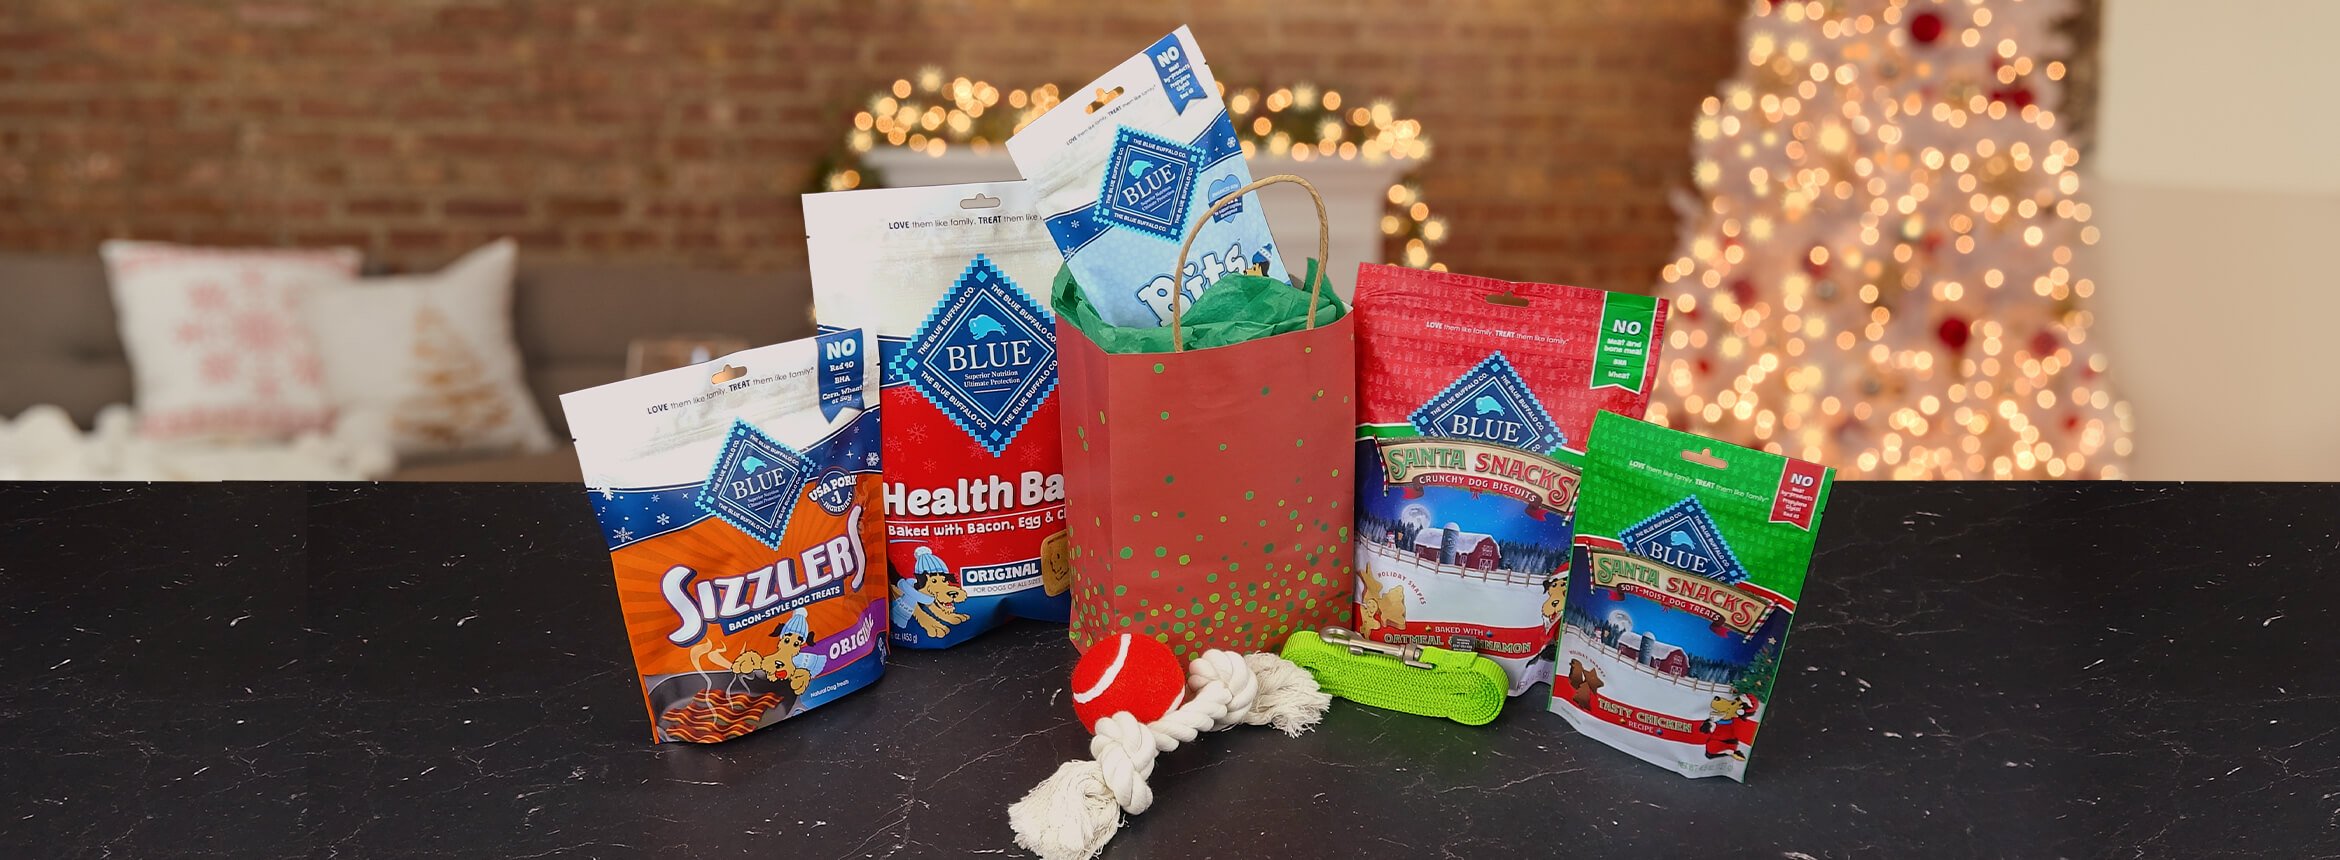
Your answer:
[862,149,1411,300]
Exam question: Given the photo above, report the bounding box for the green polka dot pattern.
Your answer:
[1052,283,1360,659]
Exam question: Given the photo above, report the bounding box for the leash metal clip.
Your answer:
[1320,626,1433,669]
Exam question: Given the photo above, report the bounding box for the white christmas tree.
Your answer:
[1652,0,2131,479]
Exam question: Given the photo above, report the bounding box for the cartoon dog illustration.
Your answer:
[1701,693,1761,761]
[906,570,968,637]
[1541,574,1566,628]
[892,546,971,639]
[1473,395,1504,415]
[766,608,823,694]
[1564,659,1605,708]
[724,609,823,696]
[1356,567,1408,638]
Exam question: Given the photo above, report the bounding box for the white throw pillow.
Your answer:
[303,239,554,459]
[101,240,360,440]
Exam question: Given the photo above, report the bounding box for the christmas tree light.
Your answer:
[1656,0,2131,479]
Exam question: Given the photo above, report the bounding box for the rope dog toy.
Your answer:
[1281,627,1510,725]
[1008,633,1330,860]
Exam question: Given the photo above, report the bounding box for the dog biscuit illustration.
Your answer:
[1040,530,1073,597]
[1566,659,1605,708]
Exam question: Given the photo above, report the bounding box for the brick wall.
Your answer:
[0,0,1744,291]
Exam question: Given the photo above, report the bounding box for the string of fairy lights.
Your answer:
[809,67,1449,270]
[1651,0,2130,479]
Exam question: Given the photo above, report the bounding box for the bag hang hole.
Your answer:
[1483,291,1531,308]
[1084,86,1125,114]
[1681,447,1729,469]
[958,192,1001,210]
[709,364,747,385]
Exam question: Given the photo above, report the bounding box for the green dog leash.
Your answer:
[1280,627,1511,725]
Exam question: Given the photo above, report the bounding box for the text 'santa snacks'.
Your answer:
[561,334,886,743]
[804,181,1071,649]
[1550,412,1832,781]
[1351,263,1667,695]
[1005,25,1288,328]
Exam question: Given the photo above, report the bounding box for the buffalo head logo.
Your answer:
[1473,395,1505,416]
[966,314,1008,340]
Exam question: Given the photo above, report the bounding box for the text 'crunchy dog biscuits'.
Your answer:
[1006,26,1288,329]
[1549,413,1832,781]
[805,181,1071,649]
[1351,263,1667,695]
[562,333,886,742]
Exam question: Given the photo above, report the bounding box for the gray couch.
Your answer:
[0,251,814,481]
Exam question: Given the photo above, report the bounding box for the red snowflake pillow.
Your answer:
[100,241,362,440]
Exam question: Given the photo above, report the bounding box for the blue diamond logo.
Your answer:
[1620,498,1748,584]
[893,255,1057,456]
[696,419,815,549]
[1408,352,1567,454]
[1095,126,1201,241]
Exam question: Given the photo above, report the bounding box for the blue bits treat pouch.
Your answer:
[1006,25,1289,328]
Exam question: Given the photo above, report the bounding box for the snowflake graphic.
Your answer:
[656,513,671,526]
[611,526,635,543]
[597,486,616,500]
[166,271,322,403]
[865,452,880,467]
[650,494,661,502]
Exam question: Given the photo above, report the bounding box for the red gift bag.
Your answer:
[1057,175,1357,658]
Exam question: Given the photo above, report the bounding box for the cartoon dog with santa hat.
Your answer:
[1700,693,1761,761]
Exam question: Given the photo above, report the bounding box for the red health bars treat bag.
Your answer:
[805,181,1071,649]
[1352,263,1666,694]
[562,334,886,743]
[1550,413,1832,781]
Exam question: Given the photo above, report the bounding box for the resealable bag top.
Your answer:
[1550,412,1833,781]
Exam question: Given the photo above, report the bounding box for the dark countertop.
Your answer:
[2,482,2335,858]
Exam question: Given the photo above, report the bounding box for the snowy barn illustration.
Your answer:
[1647,638,1688,677]
[1615,632,1690,677]
[1411,524,1502,571]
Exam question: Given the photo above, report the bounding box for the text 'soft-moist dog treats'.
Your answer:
[1550,412,1832,781]
[561,334,885,743]
[1352,263,1667,695]
[804,181,1071,649]
[1005,25,1288,328]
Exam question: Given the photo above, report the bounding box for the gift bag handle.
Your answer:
[1170,173,1331,352]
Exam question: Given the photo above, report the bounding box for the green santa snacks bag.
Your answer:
[1549,413,1832,781]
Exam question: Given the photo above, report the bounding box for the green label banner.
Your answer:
[1591,292,1659,391]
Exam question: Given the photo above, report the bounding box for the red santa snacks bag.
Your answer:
[805,181,1071,649]
[561,334,886,743]
[1550,413,1832,781]
[1351,263,1667,694]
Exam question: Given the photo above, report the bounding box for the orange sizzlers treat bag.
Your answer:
[561,332,886,743]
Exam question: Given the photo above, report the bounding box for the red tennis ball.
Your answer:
[1069,633,1186,732]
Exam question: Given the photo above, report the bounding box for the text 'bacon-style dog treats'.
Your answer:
[1550,413,1832,781]
[562,334,886,743]
[805,181,1071,649]
[1351,263,1667,695]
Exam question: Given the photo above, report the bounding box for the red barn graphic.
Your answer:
[1412,525,1502,571]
